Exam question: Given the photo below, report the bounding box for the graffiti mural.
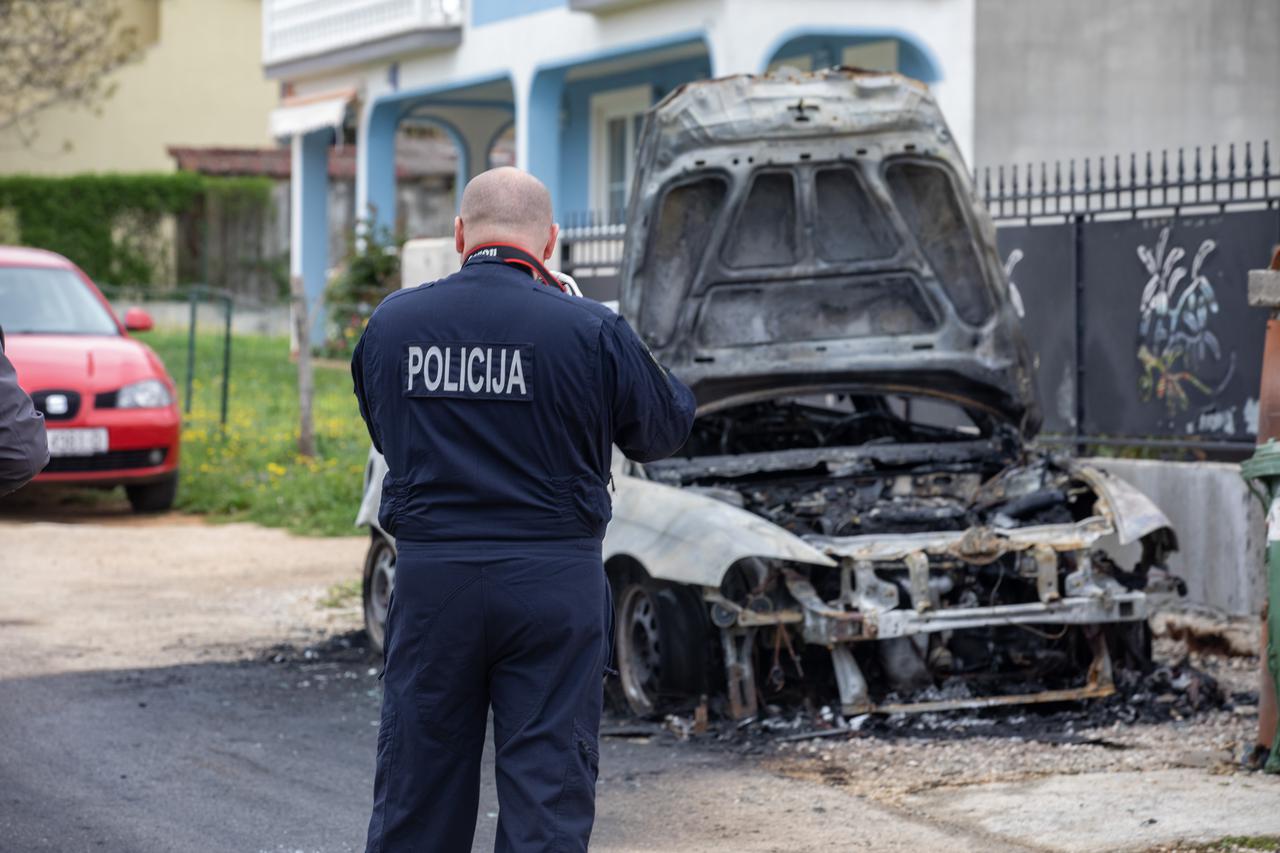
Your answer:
[1135,226,1234,416]
[996,210,1273,444]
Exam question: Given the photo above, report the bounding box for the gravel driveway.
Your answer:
[1,506,1277,852]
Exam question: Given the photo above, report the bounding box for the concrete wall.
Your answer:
[110,300,293,337]
[0,0,278,174]
[975,0,1280,169]
[1088,457,1266,617]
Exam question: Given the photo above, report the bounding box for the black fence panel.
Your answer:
[983,140,1280,451]
[1078,211,1276,442]
[995,225,1077,434]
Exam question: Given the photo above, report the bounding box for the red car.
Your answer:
[0,247,180,512]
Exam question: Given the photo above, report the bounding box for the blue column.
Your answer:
[521,68,566,218]
[358,100,399,238]
[291,128,331,347]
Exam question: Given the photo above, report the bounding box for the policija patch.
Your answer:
[403,342,533,401]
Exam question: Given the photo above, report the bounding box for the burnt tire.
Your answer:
[362,535,396,655]
[125,474,177,513]
[615,579,707,717]
[1106,619,1154,672]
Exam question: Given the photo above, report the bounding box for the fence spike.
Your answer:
[1246,140,1254,179]
[1230,142,1239,200]
[1131,151,1141,208]
[1161,150,1169,206]
[1040,161,1048,213]
[1194,146,1203,203]
[1026,161,1033,198]
[1054,160,1062,214]
[1265,140,1272,179]
[983,166,991,203]
[1083,156,1092,194]
[1105,153,1116,207]
[998,164,1005,200]
[1211,144,1219,182]
[1177,148,1186,206]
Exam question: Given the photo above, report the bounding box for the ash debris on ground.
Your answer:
[755,645,1262,803]
[260,629,373,667]
[639,656,1240,754]
[859,658,1229,740]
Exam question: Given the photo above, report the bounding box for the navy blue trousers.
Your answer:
[365,539,611,853]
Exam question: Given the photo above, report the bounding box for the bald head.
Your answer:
[455,167,558,262]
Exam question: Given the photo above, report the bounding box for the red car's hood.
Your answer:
[5,334,168,394]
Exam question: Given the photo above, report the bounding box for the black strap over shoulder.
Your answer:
[463,243,567,293]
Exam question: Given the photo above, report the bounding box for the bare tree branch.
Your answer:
[0,0,141,140]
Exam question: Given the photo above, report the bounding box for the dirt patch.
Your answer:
[0,516,367,679]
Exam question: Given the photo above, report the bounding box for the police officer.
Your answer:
[352,167,696,852]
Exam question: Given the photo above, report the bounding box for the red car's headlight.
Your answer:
[116,379,172,409]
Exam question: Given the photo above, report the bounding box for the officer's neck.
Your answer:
[463,237,546,261]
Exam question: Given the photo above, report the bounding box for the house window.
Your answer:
[591,85,651,222]
[842,40,899,72]
[767,54,812,74]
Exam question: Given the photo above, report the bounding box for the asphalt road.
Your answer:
[0,638,985,853]
[0,511,978,853]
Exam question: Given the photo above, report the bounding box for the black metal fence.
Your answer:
[984,142,1280,453]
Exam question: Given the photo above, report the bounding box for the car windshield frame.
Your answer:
[0,265,121,336]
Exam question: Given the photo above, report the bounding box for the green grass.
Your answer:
[320,578,362,609]
[138,330,369,537]
[1214,839,1280,852]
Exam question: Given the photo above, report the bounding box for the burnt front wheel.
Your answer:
[615,579,707,717]
[362,535,396,655]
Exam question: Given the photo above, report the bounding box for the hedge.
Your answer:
[0,173,273,287]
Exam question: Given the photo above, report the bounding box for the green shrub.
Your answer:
[0,172,273,288]
[323,218,403,357]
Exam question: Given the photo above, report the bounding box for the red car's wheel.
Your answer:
[125,473,177,513]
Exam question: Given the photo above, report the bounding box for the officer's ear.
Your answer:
[542,222,559,262]
[454,216,465,256]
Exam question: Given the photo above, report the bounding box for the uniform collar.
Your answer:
[463,254,533,277]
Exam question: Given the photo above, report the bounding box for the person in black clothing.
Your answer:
[0,327,48,495]
[352,167,696,852]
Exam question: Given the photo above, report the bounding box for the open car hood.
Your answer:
[619,68,1041,431]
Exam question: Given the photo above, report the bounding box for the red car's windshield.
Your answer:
[0,266,119,336]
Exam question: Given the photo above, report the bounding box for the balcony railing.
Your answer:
[263,0,464,76]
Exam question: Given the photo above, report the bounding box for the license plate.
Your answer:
[46,428,108,457]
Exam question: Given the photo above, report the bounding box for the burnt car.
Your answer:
[358,68,1181,719]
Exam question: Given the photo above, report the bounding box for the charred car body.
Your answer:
[358,68,1181,719]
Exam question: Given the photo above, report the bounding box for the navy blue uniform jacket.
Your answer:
[351,255,696,543]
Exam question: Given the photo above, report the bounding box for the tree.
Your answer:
[0,0,140,144]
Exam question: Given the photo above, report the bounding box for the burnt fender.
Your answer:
[1068,461,1176,547]
[604,469,835,587]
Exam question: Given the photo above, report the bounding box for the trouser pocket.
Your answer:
[551,719,600,852]
[603,573,618,678]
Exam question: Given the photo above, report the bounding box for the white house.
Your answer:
[262,0,976,340]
